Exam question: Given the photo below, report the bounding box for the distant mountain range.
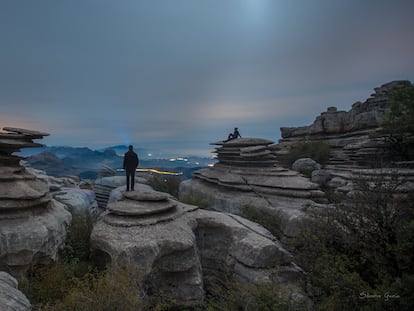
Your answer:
[19,145,215,179]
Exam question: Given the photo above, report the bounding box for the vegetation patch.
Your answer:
[198,276,308,311]
[147,175,181,198]
[179,194,210,209]
[283,141,330,168]
[294,172,414,310]
[382,81,414,162]
[241,205,283,238]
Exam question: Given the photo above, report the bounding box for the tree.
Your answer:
[295,170,414,310]
[382,82,414,161]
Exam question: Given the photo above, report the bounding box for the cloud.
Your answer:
[1,1,414,156]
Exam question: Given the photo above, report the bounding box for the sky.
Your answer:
[1,0,413,157]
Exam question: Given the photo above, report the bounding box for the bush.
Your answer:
[294,171,414,310]
[51,265,147,311]
[241,206,283,238]
[61,209,94,264]
[283,141,330,167]
[179,194,209,209]
[382,82,414,161]
[199,278,308,311]
[147,176,181,198]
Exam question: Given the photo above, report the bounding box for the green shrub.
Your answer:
[294,172,414,310]
[61,209,94,264]
[200,278,308,311]
[51,265,147,311]
[179,194,209,209]
[382,82,414,161]
[148,176,181,198]
[241,205,283,238]
[283,141,330,167]
[22,263,80,306]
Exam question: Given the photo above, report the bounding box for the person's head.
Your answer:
[128,145,133,151]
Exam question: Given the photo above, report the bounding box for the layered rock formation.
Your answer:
[93,176,147,209]
[0,127,71,276]
[180,138,326,240]
[91,187,302,306]
[0,271,31,311]
[278,81,412,172]
[213,137,278,166]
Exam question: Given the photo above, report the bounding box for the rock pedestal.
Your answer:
[212,138,277,166]
[0,127,71,276]
[91,187,302,306]
[180,138,326,241]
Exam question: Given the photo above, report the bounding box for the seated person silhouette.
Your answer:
[227,127,241,141]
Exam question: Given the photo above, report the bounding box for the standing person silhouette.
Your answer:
[123,145,139,191]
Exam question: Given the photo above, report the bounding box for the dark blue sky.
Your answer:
[1,0,413,156]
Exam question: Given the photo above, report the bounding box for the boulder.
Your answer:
[311,169,332,186]
[292,158,321,174]
[53,188,98,215]
[91,187,303,306]
[0,200,70,271]
[0,127,71,275]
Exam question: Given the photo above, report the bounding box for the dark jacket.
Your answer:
[123,150,139,171]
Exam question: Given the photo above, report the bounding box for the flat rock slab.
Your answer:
[107,199,176,216]
[103,203,198,227]
[0,138,43,149]
[2,127,50,137]
[223,138,274,147]
[123,190,168,202]
[211,137,274,146]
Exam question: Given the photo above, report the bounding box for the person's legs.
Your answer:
[126,170,131,191]
[131,171,135,191]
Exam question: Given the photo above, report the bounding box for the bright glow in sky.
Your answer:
[0,0,413,156]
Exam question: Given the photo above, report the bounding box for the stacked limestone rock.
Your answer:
[180,138,327,243]
[202,138,324,198]
[91,188,303,306]
[275,80,414,195]
[0,127,71,276]
[278,81,411,172]
[212,137,278,166]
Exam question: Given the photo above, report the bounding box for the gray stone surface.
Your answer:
[292,158,321,174]
[0,271,31,311]
[94,176,148,209]
[0,200,71,269]
[212,137,277,167]
[0,127,72,276]
[278,81,413,173]
[91,187,303,306]
[108,183,155,203]
[53,188,98,215]
[311,169,332,185]
[123,190,168,202]
[180,139,326,242]
[25,166,80,190]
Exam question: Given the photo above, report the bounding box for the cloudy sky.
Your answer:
[1,0,413,156]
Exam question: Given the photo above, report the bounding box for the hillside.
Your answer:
[22,145,214,179]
